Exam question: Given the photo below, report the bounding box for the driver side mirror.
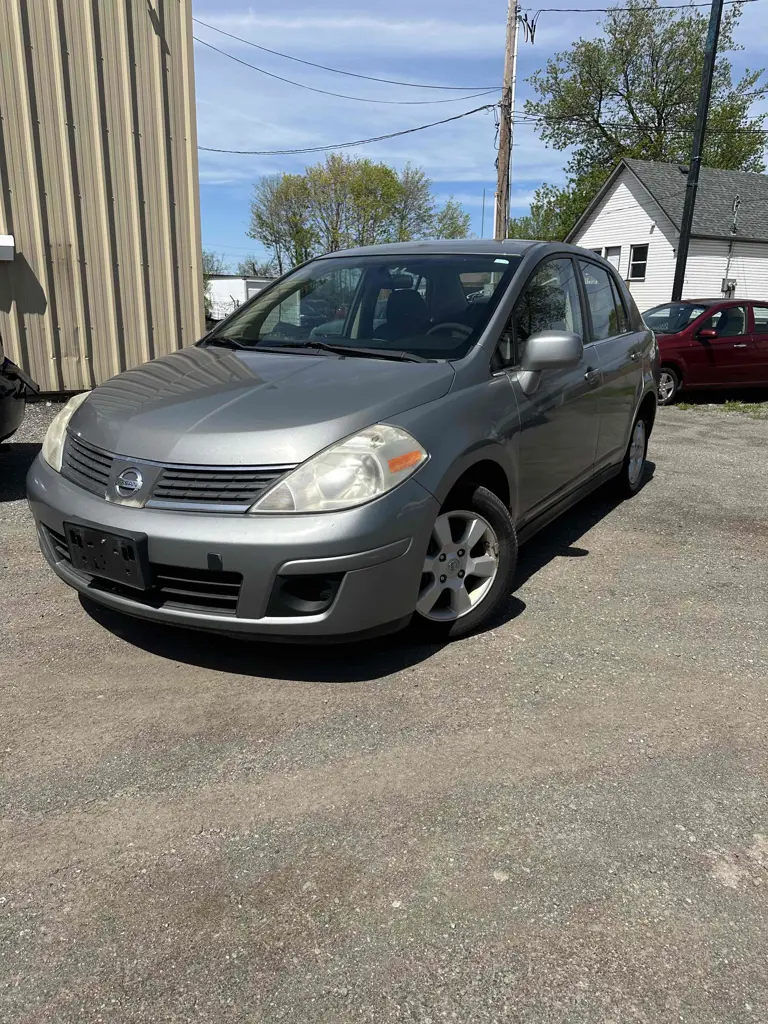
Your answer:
[519,330,583,396]
[522,329,584,371]
[696,327,717,340]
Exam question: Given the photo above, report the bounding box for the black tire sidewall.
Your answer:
[414,485,518,641]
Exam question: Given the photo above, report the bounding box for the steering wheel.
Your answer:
[425,322,472,339]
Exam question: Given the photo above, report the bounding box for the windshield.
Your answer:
[642,302,711,334]
[205,254,521,360]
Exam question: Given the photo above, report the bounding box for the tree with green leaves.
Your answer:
[510,0,767,240]
[432,198,472,239]
[247,155,472,269]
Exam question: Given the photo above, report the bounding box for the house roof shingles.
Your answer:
[623,158,768,242]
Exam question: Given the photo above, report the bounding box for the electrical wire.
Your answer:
[193,36,497,105]
[511,111,768,133]
[199,106,768,156]
[192,17,498,91]
[523,0,759,11]
[198,104,496,155]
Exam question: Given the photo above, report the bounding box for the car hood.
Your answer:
[70,346,455,465]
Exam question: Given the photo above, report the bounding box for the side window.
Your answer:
[700,306,746,337]
[579,260,626,340]
[752,306,768,333]
[498,258,583,367]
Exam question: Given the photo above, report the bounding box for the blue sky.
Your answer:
[192,0,768,269]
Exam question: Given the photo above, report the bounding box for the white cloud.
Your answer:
[193,12,507,60]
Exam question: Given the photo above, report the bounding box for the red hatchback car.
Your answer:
[642,299,768,404]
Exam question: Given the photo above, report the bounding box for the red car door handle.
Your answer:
[733,343,748,348]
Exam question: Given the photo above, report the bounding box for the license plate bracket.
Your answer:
[65,522,150,591]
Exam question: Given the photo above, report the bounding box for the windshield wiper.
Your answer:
[200,335,250,350]
[296,341,434,363]
[201,337,433,362]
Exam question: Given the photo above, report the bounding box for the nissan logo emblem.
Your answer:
[115,468,143,498]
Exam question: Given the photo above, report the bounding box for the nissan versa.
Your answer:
[27,240,659,641]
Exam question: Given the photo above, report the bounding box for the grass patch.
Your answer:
[720,400,768,420]
[672,397,768,419]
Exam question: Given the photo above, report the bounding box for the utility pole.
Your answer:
[671,0,725,300]
[494,0,519,240]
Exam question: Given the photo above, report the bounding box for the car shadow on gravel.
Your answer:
[79,464,654,683]
[515,460,656,588]
[0,442,40,502]
[81,594,527,683]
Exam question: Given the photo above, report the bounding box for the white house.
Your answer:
[567,159,768,311]
[206,274,275,321]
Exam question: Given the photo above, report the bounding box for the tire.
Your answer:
[413,485,518,641]
[658,366,680,405]
[615,413,650,498]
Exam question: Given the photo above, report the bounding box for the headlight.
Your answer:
[41,392,90,472]
[251,424,428,514]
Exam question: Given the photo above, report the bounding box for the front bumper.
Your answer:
[27,455,440,639]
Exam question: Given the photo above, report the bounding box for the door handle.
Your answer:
[733,343,748,348]
[630,352,639,361]
[584,368,601,384]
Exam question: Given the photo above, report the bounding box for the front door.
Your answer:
[495,256,601,522]
[577,259,644,469]
[686,305,749,385]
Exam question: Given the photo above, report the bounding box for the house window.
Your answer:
[629,244,648,280]
[604,246,621,270]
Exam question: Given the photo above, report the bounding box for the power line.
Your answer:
[192,17,497,91]
[199,106,768,157]
[523,0,758,11]
[199,108,768,158]
[198,104,496,155]
[511,111,768,133]
[193,36,497,105]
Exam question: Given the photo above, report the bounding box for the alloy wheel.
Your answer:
[658,370,676,403]
[417,510,499,621]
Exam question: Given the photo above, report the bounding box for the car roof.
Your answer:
[315,239,546,259]
[683,298,766,305]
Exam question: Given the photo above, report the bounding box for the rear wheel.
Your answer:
[658,367,680,405]
[414,485,517,640]
[615,414,649,498]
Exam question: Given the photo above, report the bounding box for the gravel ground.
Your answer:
[2,402,768,1023]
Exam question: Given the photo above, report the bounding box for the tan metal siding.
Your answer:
[0,0,204,392]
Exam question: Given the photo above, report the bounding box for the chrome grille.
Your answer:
[149,465,295,510]
[61,434,114,496]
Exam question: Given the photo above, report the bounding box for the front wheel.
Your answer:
[658,367,680,405]
[414,485,517,640]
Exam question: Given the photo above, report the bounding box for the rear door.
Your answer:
[748,305,768,383]
[495,255,601,520]
[686,305,749,385]
[577,259,644,470]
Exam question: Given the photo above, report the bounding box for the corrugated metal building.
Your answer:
[0,0,204,393]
